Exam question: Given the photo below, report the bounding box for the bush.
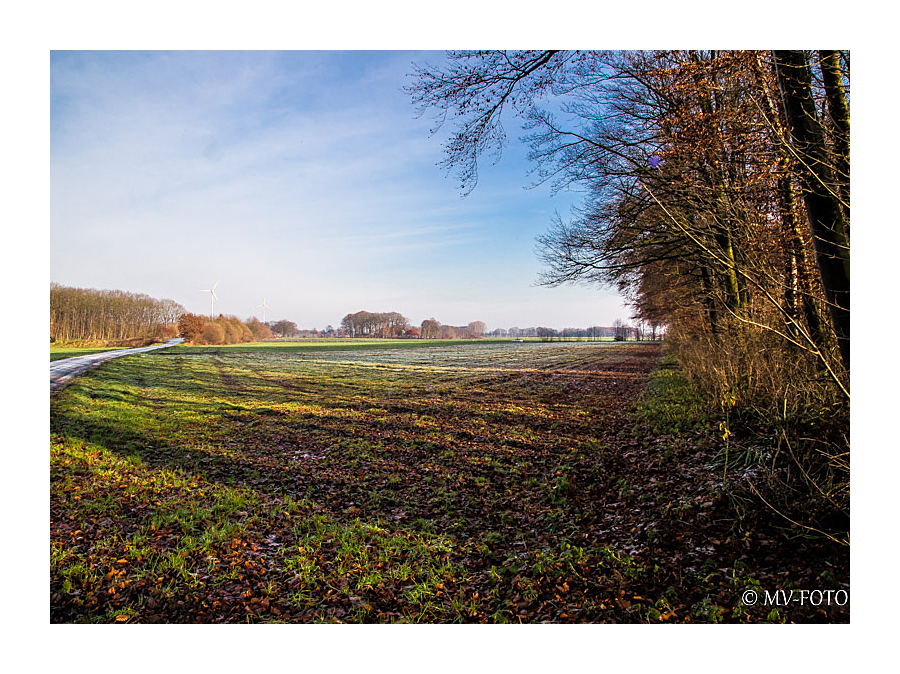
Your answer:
[247,318,274,340]
[222,319,243,344]
[178,313,205,342]
[155,323,179,339]
[664,322,849,544]
[200,322,225,345]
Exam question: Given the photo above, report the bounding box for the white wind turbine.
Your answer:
[257,297,272,323]
[200,281,219,318]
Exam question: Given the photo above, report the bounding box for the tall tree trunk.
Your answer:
[780,205,799,332]
[690,50,745,315]
[699,264,720,336]
[714,217,742,312]
[779,173,826,348]
[774,50,850,371]
[818,51,850,220]
[752,52,827,352]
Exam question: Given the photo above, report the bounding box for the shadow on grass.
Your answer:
[50,348,651,542]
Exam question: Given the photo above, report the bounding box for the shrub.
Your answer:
[178,313,205,342]
[247,318,274,340]
[200,322,225,345]
[664,321,849,544]
[222,319,243,345]
[155,324,179,339]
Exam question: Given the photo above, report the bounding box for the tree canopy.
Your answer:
[409,50,850,384]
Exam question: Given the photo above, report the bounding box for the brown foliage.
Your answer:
[222,319,243,345]
[200,322,225,345]
[154,324,179,339]
[247,318,274,341]
[666,320,849,541]
[411,49,849,540]
[178,313,205,343]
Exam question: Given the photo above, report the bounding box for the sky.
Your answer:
[50,49,630,331]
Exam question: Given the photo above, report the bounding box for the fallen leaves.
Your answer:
[50,342,848,623]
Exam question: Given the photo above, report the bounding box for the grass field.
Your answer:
[166,336,617,356]
[50,340,847,623]
[49,337,618,361]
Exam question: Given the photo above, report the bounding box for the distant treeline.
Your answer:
[340,311,412,338]
[50,284,651,346]
[283,310,659,341]
[338,312,488,339]
[50,284,298,346]
[178,313,273,345]
[50,283,185,343]
[484,322,658,340]
[333,312,656,340]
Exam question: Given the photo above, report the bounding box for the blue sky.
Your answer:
[50,50,628,330]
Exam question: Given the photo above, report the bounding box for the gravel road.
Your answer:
[50,337,184,393]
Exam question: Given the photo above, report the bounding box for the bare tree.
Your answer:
[420,318,441,339]
[50,283,185,342]
[467,320,486,338]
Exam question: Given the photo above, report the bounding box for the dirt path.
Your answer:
[50,338,184,393]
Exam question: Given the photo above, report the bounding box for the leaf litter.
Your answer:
[50,341,848,623]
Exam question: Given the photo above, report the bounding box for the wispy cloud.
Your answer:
[50,51,627,329]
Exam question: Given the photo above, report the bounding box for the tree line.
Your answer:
[340,311,411,338]
[50,283,185,343]
[50,283,285,346]
[410,50,848,375]
[419,318,485,339]
[177,313,274,344]
[53,284,642,346]
[340,311,488,339]
[486,322,660,340]
[409,50,850,537]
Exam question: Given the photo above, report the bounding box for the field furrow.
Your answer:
[50,341,847,623]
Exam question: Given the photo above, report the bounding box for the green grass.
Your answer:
[636,353,708,434]
[51,340,843,623]
[51,346,130,361]
[52,340,662,623]
[167,338,494,354]
[49,336,623,360]
[165,336,626,356]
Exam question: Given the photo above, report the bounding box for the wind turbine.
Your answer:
[200,281,219,319]
[257,297,271,323]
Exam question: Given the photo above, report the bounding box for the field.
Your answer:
[49,337,615,362]
[167,337,615,355]
[50,341,848,623]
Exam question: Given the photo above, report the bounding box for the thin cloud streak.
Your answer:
[51,51,629,330]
